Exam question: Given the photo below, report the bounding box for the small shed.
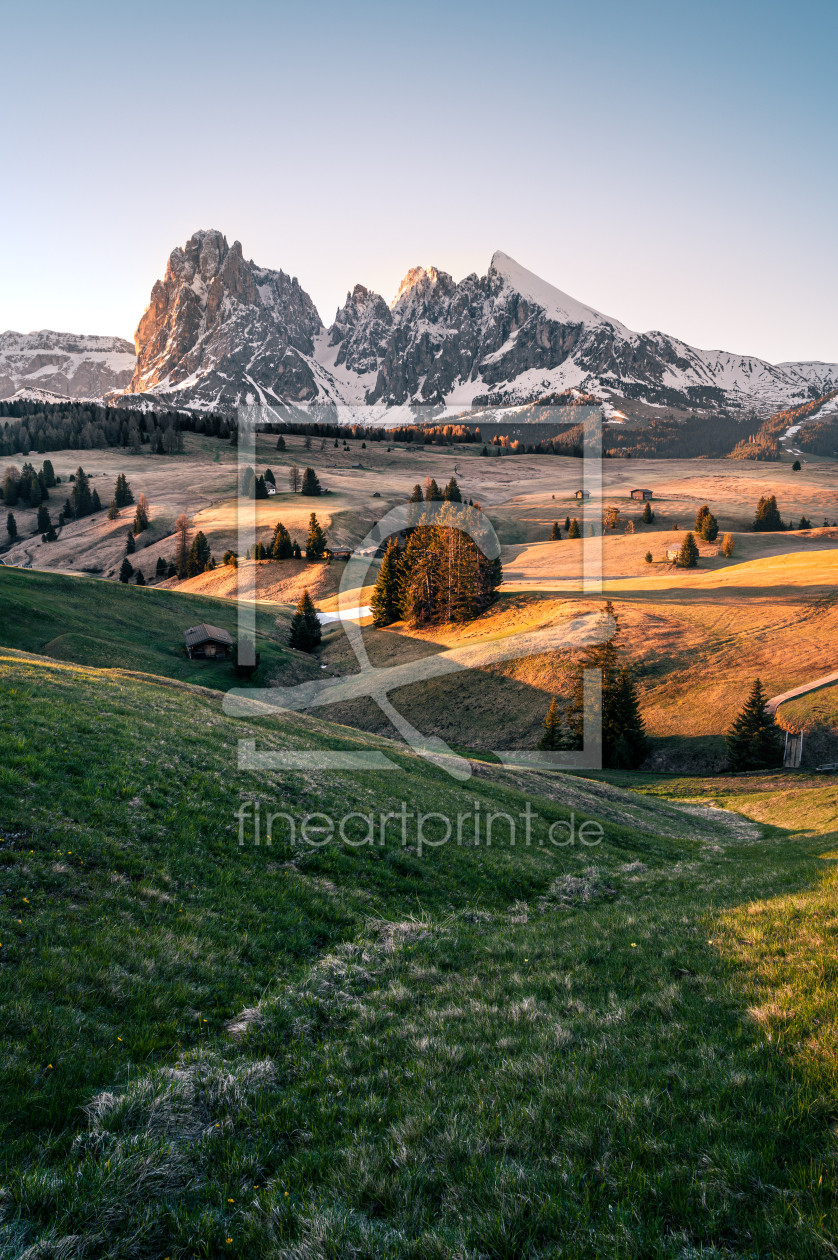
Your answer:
[575,489,590,500]
[666,547,680,562]
[266,483,277,495]
[184,623,233,660]
[631,488,653,500]
[325,548,352,561]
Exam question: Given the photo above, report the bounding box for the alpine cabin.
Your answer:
[184,623,234,660]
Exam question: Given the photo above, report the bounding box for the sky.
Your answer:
[1,0,836,365]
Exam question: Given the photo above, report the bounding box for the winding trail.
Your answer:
[766,670,838,715]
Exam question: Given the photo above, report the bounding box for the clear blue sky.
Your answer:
[1,0,835,364]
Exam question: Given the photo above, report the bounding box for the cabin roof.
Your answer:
[183,623,234,648]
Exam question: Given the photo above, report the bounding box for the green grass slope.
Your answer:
[0,566,314,690]
[1,648,838,1255]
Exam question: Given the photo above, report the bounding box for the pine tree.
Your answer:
[6,512,17,538]
[564,516,571,532]
[265,468,276,487]
[549,521,561,540]
[91,488,101,512]
[424,477,442,501]
[567,518,581,539]
[36,504,50,533]
[125,528,136,555]
[538,697,563,750]
[792,459,801,471]
[43,522,57,542]
[155,556,167,578]
[135,492,151,530]
[276,435,286,450]
[609,668,647,768]
[722,533,735,557]
[187,530,211,577]
[71,467,94,517]
[644,551,653,564]
[642,500,654,524]
[135,570,146,586]
[271,521,294,560]
[119,557,133,583]
[41,459,55,487]
[678,531,699,568]
[305,512,327,559]
[798,515,812,530]
[174,513,192,578]
[113,474,134,508]
[254,475,268,500]
[300,466,321,496]
[107,498,119,520]
[726,679,784,771]
[167,561,177,578]
[288,589,322,652]
[371,538,403,626]
[443,477,462,502]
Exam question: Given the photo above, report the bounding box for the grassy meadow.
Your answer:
[1,641,838,1256]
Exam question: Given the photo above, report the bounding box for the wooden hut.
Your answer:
[184,623,233,660]
[631,488,653,500]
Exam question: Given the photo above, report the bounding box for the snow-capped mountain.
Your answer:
[117,232,837,417]
[0,330,135,401]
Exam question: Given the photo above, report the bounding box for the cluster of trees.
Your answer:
[244,513,325,562]
[547,516,582,540]
[2,458,57,508]
[695,504,719,541]
[753,495,784,531]
[597,412,766,461]
[371,507,502,630]
[0,400,232,458]
[537,600,647,769]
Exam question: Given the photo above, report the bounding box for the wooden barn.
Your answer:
[631,488,653,500]
[184,623,233,660]
[575,489,591,500]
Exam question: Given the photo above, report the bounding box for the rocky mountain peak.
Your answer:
[391,265,453,312]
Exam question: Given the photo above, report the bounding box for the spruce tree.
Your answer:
[424,477,442,501]
[564,516,571,532]
[167,561,177,578]
[726,679,784,771]
[254,475,268,499]
[43,522,57,542]
[288,589,322,652]
[41,459,55,487]
[695,505,718,541]
[6,512,17,538]
[186,530,211,577]
[135,570,146,586]
[125,528,136,555]
[644,551,653,564]
[36,504,50,533]
[265,468,276,487]
[276,435,286,450]
[798,516,811,530]
[792,459,801,471]
[642,500,654,524]
[300,466,321,496]
[107,498,119,520]
[113,473,134,508]
[155,556,167,578]
[119,557,133,583]
[133,493,150,533]
[272,521,294,560]
[568,518,581,539]
[71,467,93,517]
[678,531,699,568]
[609,668,647,768]
[305,512,327,560]
[443,477,462,502]
[538,697,562,750]
[91,488,101,512]
[371,538,402,626]
[549,521,561,540]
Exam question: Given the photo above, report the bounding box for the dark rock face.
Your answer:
[120,234,838,414]
[128,229,323,408]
